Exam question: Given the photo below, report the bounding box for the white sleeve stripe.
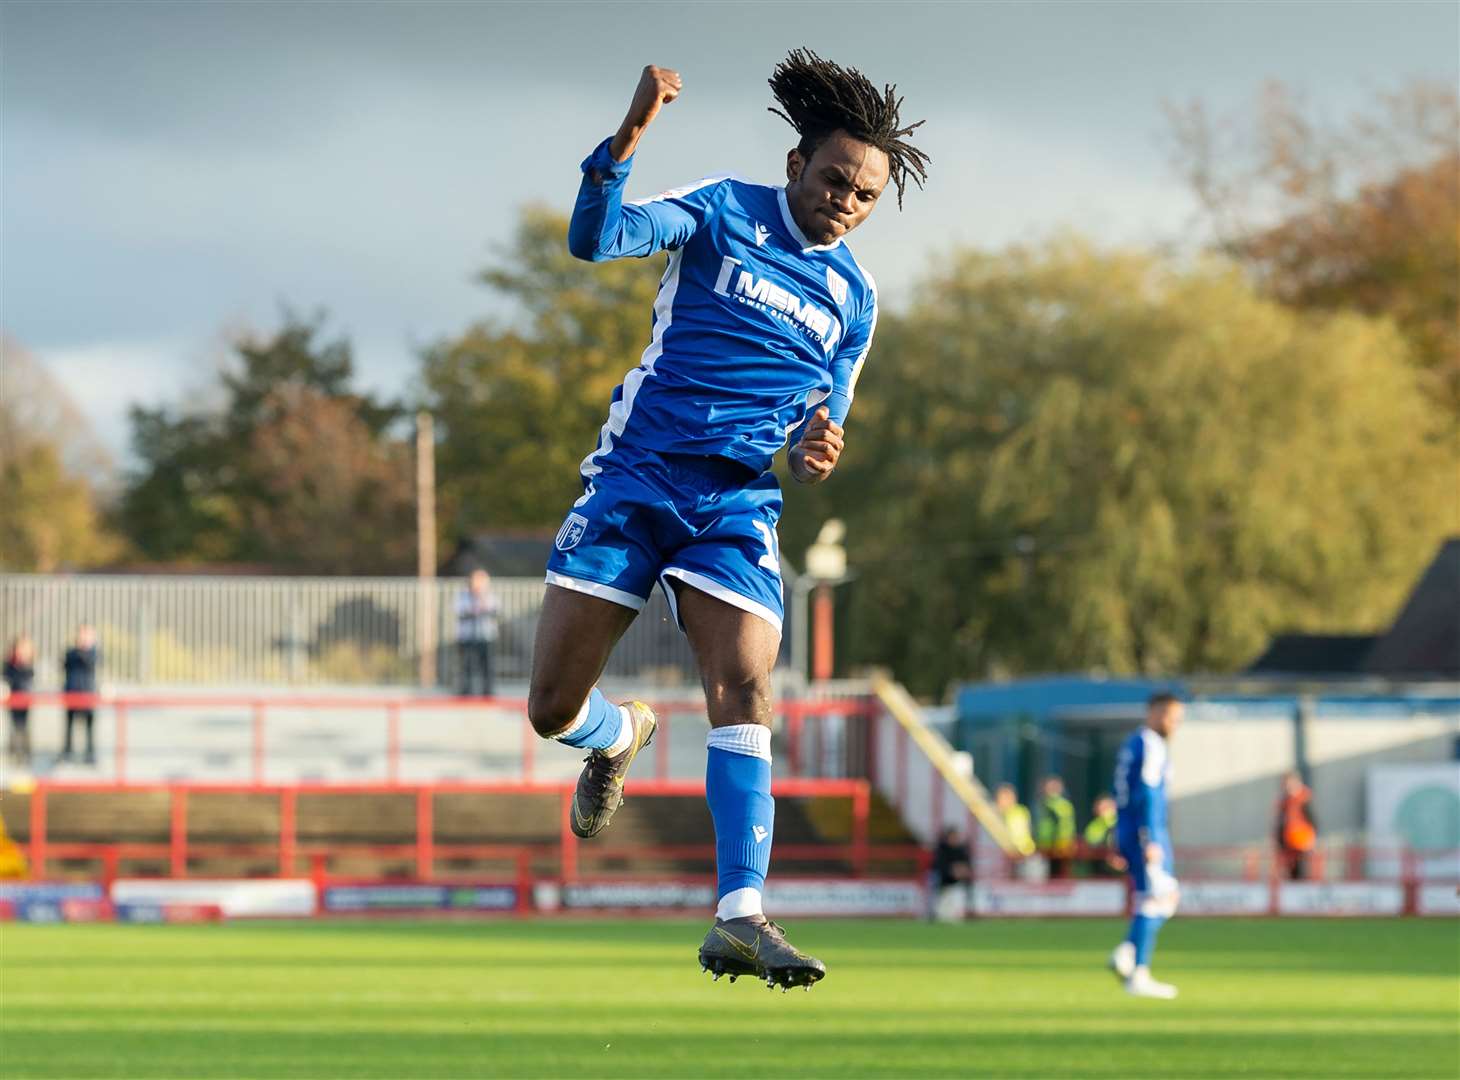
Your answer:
[847,298,876,400]
[626,174,736,206]
[844,257,878,401]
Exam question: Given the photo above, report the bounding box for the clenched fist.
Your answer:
[788,407,844,484]
[611,65,682,161]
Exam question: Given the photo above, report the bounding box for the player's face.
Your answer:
[1151,701,1184,738]
[785,131,891,245]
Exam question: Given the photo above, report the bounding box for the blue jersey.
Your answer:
[1114,727,1170,850]
[568,138,879,477]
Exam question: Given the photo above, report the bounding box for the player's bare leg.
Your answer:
[673,582,826,990]
[528,585,657,838]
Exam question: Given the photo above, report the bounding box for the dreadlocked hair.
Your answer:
[768,48,930,208]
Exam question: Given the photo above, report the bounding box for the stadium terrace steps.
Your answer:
[0,787,920,881]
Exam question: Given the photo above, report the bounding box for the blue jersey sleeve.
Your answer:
[568,138,724,261]
[826,286,878,426]
[786,280,877,449]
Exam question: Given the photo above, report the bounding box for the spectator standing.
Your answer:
[455,570,500,697]
[3,635,35,765]
[930,825,972,922]
[994,783,1036,858]
[1083,793,1126,877]
[62,625,100,764]
[1275,771,1318,880]
[1036,775,1078,879]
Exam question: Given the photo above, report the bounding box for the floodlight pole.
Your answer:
[812,584,835,682]
[416,411,438,689]
[804,519,848,685]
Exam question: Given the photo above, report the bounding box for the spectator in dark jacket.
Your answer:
[3,635,35,765]
[930,826,972,922]
[62,625,100,764]
[455,570,499,697]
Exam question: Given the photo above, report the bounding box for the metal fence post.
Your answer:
[136,601,151,684]
[29,787,47,879]
[278,788,297,877]
[415,788,434,880]
[170,789,189,878]
[852,782,870,877]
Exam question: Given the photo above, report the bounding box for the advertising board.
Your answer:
[542,879,924,916]
[1176,881,1271,916]
[111,879,317,918]
[1415,883,1460,916]
[1276,882,1405,916]
[971,881,1126,917]
[321,884,518,913]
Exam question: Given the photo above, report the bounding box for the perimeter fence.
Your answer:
[0,574,703,687]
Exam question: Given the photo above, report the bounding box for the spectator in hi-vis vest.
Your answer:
[1036,775,1077,879]
[1083,793,1125,877]
[994,783,1036,857]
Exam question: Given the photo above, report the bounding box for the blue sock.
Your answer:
[550,688,626,751]
[1128,913,1165,967]
[706,724,774,921]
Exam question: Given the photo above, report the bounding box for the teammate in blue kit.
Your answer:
[1110,692,1184,999]
[525,50,929,989]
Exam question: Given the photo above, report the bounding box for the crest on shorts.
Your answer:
[826,268,848,306]
[555,513,589,552]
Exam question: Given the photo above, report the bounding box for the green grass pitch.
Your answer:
[2,918,1456,1078]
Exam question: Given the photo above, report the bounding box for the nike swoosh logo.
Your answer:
[713,927,760,961]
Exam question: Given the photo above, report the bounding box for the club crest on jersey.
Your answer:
[826,268,848,305]
[555,513,589,552]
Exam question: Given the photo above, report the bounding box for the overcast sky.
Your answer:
[3,0,1456,462]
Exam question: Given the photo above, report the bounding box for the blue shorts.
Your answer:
[545,445,785,635]
[1120,835,1177,898]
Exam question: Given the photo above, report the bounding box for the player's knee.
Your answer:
[526,686,583,739]
[704,668,773,724]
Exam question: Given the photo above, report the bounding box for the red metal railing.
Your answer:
[4,692,880,785]
[15,778,925,885]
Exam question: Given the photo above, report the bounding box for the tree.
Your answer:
[803,241,1458,693]
[421,208,665,531]
[0,339,124,571]
[246,387,415,574]
[116,312,410,572]
[1166,80,1460,413]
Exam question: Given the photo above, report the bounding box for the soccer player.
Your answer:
[1109,692,1184,998]
[525,50,929,990]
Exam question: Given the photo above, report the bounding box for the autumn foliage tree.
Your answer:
[1166,80,1460,412]
[117,313,411,573]
[793,243,1458,692]
[246,386,414,574]
[0,340,124,571]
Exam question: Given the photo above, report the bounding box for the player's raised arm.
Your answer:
[609,65,682,162]
[568,65,713,262]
